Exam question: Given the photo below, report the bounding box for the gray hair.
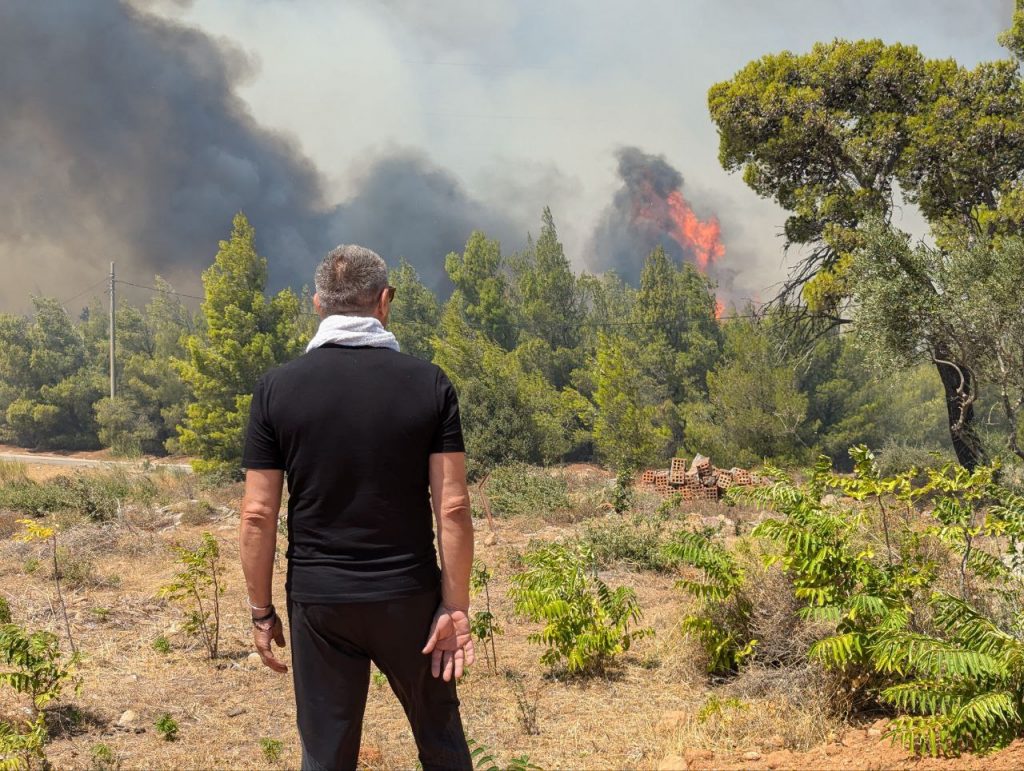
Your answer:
[314,244,389,315]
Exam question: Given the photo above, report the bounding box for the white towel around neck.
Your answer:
[305,314,401,353]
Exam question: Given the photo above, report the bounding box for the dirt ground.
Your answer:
[4,463,1024,770]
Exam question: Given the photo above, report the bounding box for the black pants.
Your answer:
[288,590,472,771]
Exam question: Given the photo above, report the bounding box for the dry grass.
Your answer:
[662,689,837,756]
[4,463,1021,770]
[0,459,29,485]
[2,513,707,770]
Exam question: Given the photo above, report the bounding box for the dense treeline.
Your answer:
[0,209,954,476]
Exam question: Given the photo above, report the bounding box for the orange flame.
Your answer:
[665,191,724,271]
[630,180,725,272]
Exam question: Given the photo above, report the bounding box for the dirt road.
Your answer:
[0,450,192,473]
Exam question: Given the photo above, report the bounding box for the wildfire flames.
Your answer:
[588,147,732,317]
[631,180,725,271]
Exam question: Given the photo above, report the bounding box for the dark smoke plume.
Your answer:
[0,0,513,307]
[330,152,517,294]
[587,147,731,293]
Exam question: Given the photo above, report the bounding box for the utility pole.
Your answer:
[109,261,116,400]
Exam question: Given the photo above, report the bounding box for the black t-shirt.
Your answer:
[242,344,465,603]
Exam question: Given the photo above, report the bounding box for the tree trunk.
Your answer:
[934,356,986,470]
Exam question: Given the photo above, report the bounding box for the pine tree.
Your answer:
[514,208,582,350]
[630,245,722,400]
[174,213,306,474]
[94,278,195,455]
[445,231,517,349]
[592,332,672,470]
[684,319,811,467]
[389,258,441,360]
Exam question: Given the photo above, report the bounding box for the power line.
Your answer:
[115,279,204,301]
[59,277,109,306]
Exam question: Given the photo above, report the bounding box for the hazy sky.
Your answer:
[162,0,1012,300]
[0,1,1014,310]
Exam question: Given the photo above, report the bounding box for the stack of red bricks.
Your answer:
[637,454,763,501]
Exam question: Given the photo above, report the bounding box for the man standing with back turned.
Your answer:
[238,245,475,771]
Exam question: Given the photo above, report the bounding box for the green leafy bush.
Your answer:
[0,469,155,521]
[609,469,633,514]
[470,562,502,673]
[732,446,1024,756]
[467,739,542,771]
[508,542,650,674]
[158,532,224,658]
[665,530,756,674]
[154,714,179,741]
[0,621,78,769]
[875,438,950,477]
[91,741,117,770]
[582,512,676,573]
[485,463,569,518]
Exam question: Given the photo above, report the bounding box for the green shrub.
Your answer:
[0,597,10,624]
[0,623,78,712]
[154,714,179,741]
[467,738,541,771]
[582,513,676,572]
[0,621,78,768]
[740,453,925,703]
[152,636,171,654]
[0,469,155,521]
[609,469,633,514]
[666,530,757,675]
[509,541,651,674]
[734,446,1024,756]
[0,479,66,518]
[259,737,284,763]
[68,470,156,520]
[158,533,224,658]
[470,562,502,674]
[91,741,117,770]
[875,438,951,477]
[0,718,47,770]
[485,463,570,517]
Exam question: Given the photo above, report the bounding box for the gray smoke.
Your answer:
[0,0,515,307]
[330,151,518,294]
[588,147,732,294]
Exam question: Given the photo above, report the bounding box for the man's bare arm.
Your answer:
[240,468,287,673]
[429,452,473,611]
[422,452,475,680]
